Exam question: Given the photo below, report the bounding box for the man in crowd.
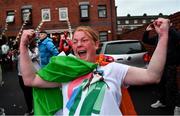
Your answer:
[38,31,59,67]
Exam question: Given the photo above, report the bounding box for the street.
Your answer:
[0,68,173,115]
[0,69,26,115]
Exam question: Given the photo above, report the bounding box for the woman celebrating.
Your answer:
[19,18,170,115]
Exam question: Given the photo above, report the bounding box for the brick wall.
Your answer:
[0,0,116,40]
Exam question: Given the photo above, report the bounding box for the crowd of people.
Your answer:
[0,35,19,86]
[0,17,180,115]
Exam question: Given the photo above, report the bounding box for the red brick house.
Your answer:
[0,0,117,42]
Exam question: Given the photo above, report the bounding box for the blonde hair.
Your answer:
[73,26,99,42]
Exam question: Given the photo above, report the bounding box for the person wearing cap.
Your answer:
[38,31,59,67]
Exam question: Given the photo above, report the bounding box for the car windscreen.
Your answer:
[105,41,146,54]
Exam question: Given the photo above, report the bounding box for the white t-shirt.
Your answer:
[56,62,129,115]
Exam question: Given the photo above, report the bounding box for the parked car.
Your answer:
[97,40,151,68]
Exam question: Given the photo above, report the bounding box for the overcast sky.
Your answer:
[115,0,180,16]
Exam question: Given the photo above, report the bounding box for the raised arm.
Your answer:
[124,18,170,85]
[19,29,61,88]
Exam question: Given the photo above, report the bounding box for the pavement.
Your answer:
[129,85,173,115]
[0,68,28,115]
[0,68,173,115]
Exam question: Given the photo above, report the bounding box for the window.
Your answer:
[105,41,145,54]
[99,31,108,42]
[117,20,121,24]
[21,8,32,24]
[98,5,107,18]
[125,20,129,24]
[142,19,146,24]
[41,8,51,21]
[6,11,15,23]
[134,20,138,24]
[151,19,154,22]
[59,7,68,21]
[130,26,134,30]
[117,26,122,31]
[79,4,89,21]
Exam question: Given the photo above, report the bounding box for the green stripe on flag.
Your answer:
[69,79,88,115]
[92,83,106,114]
[80,81,106,115]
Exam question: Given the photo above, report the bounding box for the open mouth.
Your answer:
[78,50,87,58]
